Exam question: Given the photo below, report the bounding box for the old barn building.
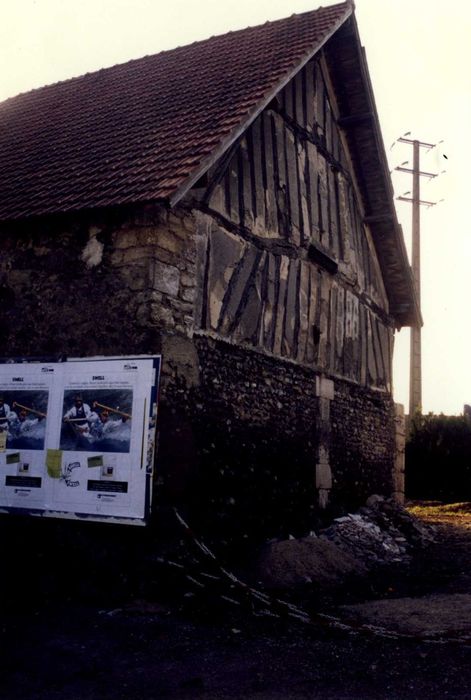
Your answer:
[0,2,419,538]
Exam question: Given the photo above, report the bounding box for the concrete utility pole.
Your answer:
[395,137,438,418]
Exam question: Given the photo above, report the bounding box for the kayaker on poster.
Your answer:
[0,395,12,432]
[89,401,131,438]
[9,407,39,436]
[63,394,92,436]
[60,390,133,453]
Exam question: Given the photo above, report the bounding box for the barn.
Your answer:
[0,1,419,540]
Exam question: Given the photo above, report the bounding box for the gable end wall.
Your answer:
[0,58,398,542]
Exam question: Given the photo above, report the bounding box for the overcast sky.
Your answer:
[1,0,470,414]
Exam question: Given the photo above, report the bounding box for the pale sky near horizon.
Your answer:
[1,0,470,415]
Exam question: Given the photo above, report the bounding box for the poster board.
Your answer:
[0,355,160,525]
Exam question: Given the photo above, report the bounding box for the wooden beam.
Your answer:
[337,112,374,128]
[307,241,338,275]
[363,212,394,225]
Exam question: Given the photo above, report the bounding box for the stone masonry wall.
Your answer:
[0,204,196,359]
[0,199,398,543]
[158,333,396,542]
[329,381,396,510]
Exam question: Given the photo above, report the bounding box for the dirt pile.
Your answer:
[256,536,367,589]
[255,497,436,590]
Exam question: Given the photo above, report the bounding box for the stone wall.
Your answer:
[157,333,397,542]
[329,381,396,509]
[0,200,399,541]
[0,204,195,359]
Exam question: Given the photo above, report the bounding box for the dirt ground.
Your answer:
[0,503,470,699]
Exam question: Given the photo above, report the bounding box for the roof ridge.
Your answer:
[1,1,351,105]
[0,1,353,221]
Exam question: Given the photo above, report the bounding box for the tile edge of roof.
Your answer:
[0,1,352,105]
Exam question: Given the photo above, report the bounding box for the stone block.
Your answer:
[318,396,331,422]
[156,229,181,254]
[180,286,195,303]
[113,230,139,249]
[121,246,149,264]
[152,260,180,297]
[316,461,332,489]
[318,488,330,509]
[149,304,175,327]
[315,376,334,400]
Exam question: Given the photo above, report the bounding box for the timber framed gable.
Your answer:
[186,53,393,391]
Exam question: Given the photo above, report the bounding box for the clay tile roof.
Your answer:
[0,2,351,222]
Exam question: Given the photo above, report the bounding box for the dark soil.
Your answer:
[0,503,470,699]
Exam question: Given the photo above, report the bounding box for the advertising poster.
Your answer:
[0,356,160,525]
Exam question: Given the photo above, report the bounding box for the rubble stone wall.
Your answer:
[159,334,396,540]
[329,381,396,509]
[160,334,321,539]
[0,204,195,359]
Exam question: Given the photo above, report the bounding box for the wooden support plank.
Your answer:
[294,70,305,129]
[315,61,325,135]
[194,215,211,331]
[360,303,367,385]
[317,156,329,247]
[351,293,361,381]
[366,309,378,387]
[223,169,231,220]
[240,136,254,231]
[283,258,300,358]
[307,265,320,365]
[274,87,284,113]
[343,290,353,379]
[285,128,300,245]
[334,285,345,375]
[378,321,392,391]
[350,192,365,291]
[263,253,278,351]
[234,250,266,345]
[284,80,294,120]
[207,227,245,331]
[332,120,341,163]
[372,315,386,388]
[325,99,333,155]
[318,272,329,368]
[327,166,338,258]
[208,181,225,216]
[228,153,240,226]
[306,142,320,242]
[388,329,394,392]
[297,261,310,362]
[328,284,337,373]
[263,112,278,235]
[273,255,290,356]
[273,112,289,238]
[250,117,266,235]
[218,245,258,335]
[297,140,310,245]
[335,173,344,260]
[337,175,350,264]
[305,61,315,133]
[362,224,372,291]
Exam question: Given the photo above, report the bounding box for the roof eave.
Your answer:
[325,14,421,329]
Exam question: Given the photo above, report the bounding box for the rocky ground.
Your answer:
[0,501,470,699]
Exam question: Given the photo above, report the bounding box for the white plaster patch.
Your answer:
[81,235,104,268]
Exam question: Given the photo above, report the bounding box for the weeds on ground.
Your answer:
[408,501,471,521]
